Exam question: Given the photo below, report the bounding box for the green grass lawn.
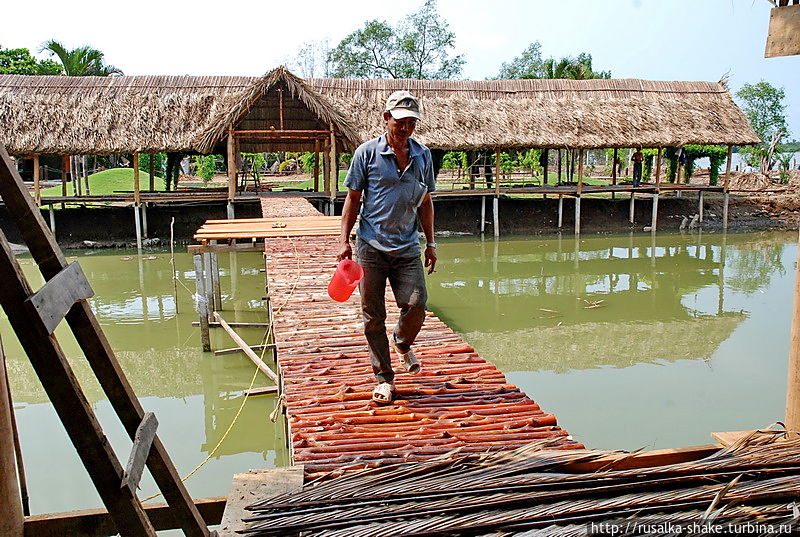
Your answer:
[41,168,166,197]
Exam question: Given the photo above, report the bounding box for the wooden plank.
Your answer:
[192,321,269,328]
[214,313,279,383]
[0,145,211,537]
[244,386,279,396]
[26,262,94,334]
[217,467,303,537]
[564,444,721,473]
[0,336,23,537]
[214,343,275,356]
[121,413,158,493]
[23,497,225,537]
[765,4,800,57]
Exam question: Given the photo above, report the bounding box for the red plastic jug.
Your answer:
[328,259,364,302]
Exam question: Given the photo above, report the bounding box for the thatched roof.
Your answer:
[307,78,761,150]
[0,67,359,155]
[0,68,759,155]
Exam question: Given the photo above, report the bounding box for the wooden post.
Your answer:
[574,196,581,235]
[494,149,501,238]
[313,139,320,192]
[141,204,148,239]
[558,195,563,228]
[557,149,562,184]
[0,338,23,537]
[723,145,733,229]
[629,192,635,224]
[202,253,214,322]
[542,148,549,185]
[227,128,236,205]
[322,141,331,198]
[210,242,222,312]
[134,206,143,251]
[33,155,41,206]
[49,208,55,235]
[61,155,68,199]
[193,255,211,352]
[652,147,662,232]
[699,190,705,222]
[786,227,800,432]
[611,148,618,200]
[133,153,141,206]
[329,124,338,200]
[149,154,155,192]
[480,196,486,234]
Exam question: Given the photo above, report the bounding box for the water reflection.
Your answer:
[428,231,795,450]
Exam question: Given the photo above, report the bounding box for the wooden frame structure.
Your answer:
[0,144,214,536]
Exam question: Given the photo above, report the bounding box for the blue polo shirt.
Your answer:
[344,134,435,257]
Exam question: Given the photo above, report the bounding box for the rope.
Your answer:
[140,236,304,504]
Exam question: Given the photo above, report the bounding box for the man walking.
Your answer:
[337,90,437,404]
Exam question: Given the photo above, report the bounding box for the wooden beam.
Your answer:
[0,145,211,537]
[0,338,23,537]
[655,147,663,188]
[192,321,269,328]
[214,313,279,383]
[564,444,720,473]
[149,154,155,192]
[723,145,733,229]
[313,139,320,192]
[329,123,338,198]
[244,386,279,396]
[227,129,236,202]
[133,154,141,206]
[214,343,275,356]
[23,497,225,537]
[120,413,158,493]
[278,88,285,130]
[33,155,41,207]
[193,255,211,352]
[61,156,68,201]
[787,226,800,433]
[494,149,501,196]
[577,149,584,194]
[26,262,94,335]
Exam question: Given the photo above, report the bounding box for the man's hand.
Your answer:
[337,241,352,261]
[424,245,437,274]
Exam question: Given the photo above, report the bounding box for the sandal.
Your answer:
[393,339,421,374]
[372,382,395,404]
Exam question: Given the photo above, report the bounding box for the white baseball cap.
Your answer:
[385,90,422,120]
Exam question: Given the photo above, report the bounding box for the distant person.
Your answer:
[337,90,437,405]
[632,148,644,187]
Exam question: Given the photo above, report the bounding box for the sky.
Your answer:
[3,0,799,136]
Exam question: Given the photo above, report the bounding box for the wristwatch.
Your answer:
[426,242,437,248]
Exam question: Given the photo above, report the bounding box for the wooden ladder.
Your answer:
[0,145,213,536]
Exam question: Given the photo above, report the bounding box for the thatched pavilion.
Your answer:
[0,67,759,235]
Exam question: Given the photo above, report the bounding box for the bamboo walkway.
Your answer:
[261,197,583,478]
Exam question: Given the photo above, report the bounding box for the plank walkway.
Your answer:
[261,197,583,478]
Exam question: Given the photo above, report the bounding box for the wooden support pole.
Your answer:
[313,139,320,192]
[133,153,141,206]
[557,149,562,184]
[723,145,733,229]
[141,204,148,239]
[699,190,705,222]
[33,155,41,206]
[322,142,331,198]
[629,192,635,224]
[149,154,155,192]
[227,128,236,203]
[655,147,663,188]
[49,208,55,235]
[61,156,68,200]
[193,255,211,352]
[611,148,618,200]
[786,227,800,433]
[492,196,499,238]
[0,338,24,537]
[329,124,338,199]
[577,149,584,195]
[651,192,659,233]
[480,196,486,234]
[574,196,581,235]
[558,195,563,228]
[133,206,143,251]
[214,312,279,383]
[494,149,501,197]
[210,250,222,312]
[202,253,214,321]
[652,147,662,233]
[542,148,549,185]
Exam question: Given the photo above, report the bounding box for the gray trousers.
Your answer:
[356,239,427,384]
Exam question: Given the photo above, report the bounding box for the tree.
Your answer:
[328,0,464,79]
[736,81,789,172]
[290,39,334,78]
[0,46,60,75]
[497,43,610,80]
[497,42,543,79]
[39,39,122,76]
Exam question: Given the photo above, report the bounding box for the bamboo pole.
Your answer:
[494,149,500,238]
[329,124,338,200]
[723,145,733,229]
[652,147,662,232]
[611,148,618,200]
[313,139,320,192]
[558,195,563,228]
[149,154,155,192]
[0,337,24,537]
[480,196,486,234]
[787,227,800,434]
[214,313,279,383]
[322,141,331,198]
[629,192,635,224]
[133,153,141,206]
[33,155,41,206]
[227,128,236,203]
[193,255,211,351]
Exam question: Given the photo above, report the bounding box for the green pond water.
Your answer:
[3,229,797,516]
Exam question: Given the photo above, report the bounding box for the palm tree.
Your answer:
[39,39,122,76]
[538,54,610,80]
